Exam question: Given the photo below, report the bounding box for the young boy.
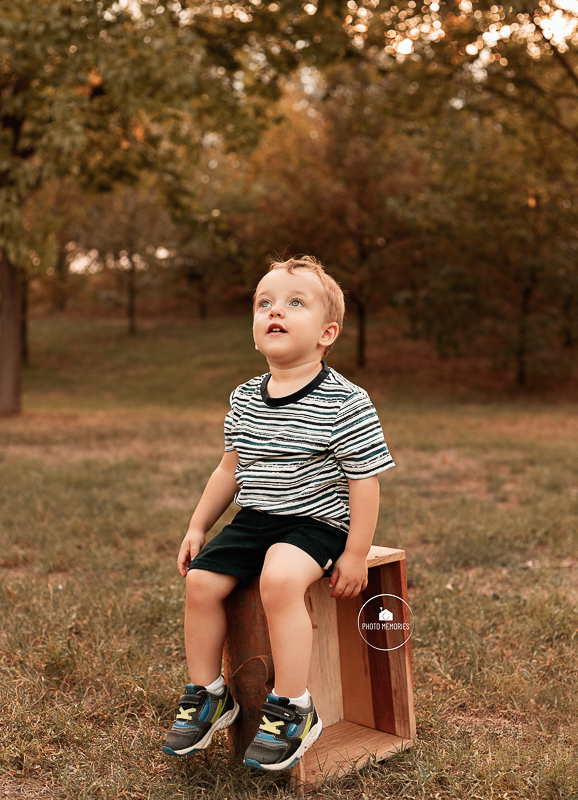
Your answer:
[161,256,395,771]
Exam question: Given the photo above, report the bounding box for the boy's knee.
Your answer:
[186,568,235,605]
[186,569,206,604]
[260,566,302,609]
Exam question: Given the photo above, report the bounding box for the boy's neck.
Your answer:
[266,358,325,399]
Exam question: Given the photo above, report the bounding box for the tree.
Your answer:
[323,0,578,381]
[75,185,173,335]
[346,0,578,145]
[158,146,250,320]
[0,0,213,413]
[5,0,577,408]
[400,100,578,385]
[0,0,370,415]
[22,179,93,314]
[230,67,430,366]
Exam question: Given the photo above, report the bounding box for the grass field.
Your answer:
[1,315,577,799]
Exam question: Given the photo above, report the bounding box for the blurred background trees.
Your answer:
[2,0,578,413]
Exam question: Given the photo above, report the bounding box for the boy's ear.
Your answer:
[319,322,339,347]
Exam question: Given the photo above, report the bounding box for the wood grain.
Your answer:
[362,567,397,734]
[372,558,416,739]
[336,588,375,729]
[223,579,273,755]
[366,545,406,567]
[300,720,412,786]
[224,546,416,783]
[306,578,344,727]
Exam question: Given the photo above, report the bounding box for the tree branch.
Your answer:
[485,69,577,104]
[533,18,578,93]
[483,83,578,146]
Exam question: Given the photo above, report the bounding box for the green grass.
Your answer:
[22,317,265,410]
[1,315,577,799]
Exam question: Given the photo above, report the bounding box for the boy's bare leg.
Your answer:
[259,543,324,699]
[185,569,239,685]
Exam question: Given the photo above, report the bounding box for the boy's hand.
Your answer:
[328,551,368,599]
[177,528,207,578]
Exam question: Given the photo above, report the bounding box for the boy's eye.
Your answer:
[259,300,271,308]
[289,299,303,307]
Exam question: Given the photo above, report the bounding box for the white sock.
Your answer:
[272,688,309,707]
[204,675,224,694]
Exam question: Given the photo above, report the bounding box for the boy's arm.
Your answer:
[329,474,380,599]
[177,449,239,577]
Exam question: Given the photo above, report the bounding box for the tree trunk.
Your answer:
[127,261,137,336]
[198,274,207,319]
[52,254,68,312]
[516,284,532,387]
[0,251,23,416]
[407,278,420,339]
[561,293,574,349]
[356,298,367,369]
[21,270,29,366]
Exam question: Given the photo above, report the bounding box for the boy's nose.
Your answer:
[269,306,284,317]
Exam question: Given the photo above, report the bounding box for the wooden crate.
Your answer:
[223,545,415,787]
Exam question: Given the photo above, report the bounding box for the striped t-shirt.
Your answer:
[224,363,394,532]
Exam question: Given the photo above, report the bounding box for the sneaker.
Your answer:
[161,683,239,757]
[243,693,322,771]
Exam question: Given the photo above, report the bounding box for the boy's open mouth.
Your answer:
[267,323,287,334]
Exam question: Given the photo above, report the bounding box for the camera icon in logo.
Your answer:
[357,593,414,652]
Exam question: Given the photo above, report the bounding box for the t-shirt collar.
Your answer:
[260,361,330,407]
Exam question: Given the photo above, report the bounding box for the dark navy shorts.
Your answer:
[188,507,348,588]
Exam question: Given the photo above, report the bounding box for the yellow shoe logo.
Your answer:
[177,706,195,722]
[259,716,284,735]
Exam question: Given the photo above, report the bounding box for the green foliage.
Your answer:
[2,0,357,261]
[5,0,578,399]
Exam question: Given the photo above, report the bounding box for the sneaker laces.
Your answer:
[260,700,300,727]
[175,687,208,723]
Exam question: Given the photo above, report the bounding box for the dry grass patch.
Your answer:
[393,447,532,506]
[0,409,225,467]
[1,778,56,799]
[1,317,577,798]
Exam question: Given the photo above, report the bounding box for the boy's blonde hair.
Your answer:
[265,255,345,357]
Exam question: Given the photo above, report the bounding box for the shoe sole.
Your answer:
[243,717,323,772]
[162,701,240,757]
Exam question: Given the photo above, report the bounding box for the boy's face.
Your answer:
[253,269,338,367]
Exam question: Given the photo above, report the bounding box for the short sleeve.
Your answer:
[330,391,395,479]
[223,388,239,452]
